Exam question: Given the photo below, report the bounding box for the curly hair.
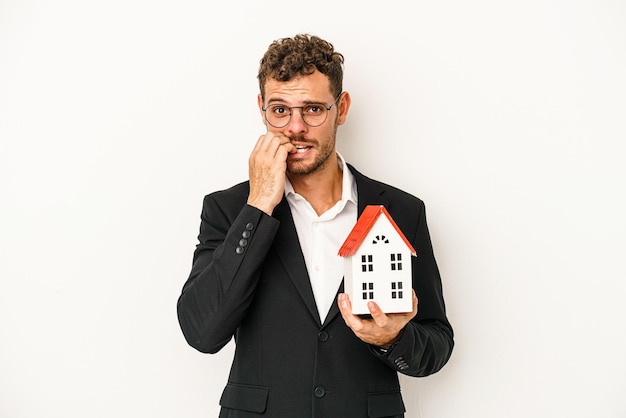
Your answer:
[258,34,344,100]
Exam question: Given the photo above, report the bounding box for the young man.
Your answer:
[177,34,453,418]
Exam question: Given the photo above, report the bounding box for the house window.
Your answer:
[372,235,389,244]
[361,255,374,272]
[391,281,404,299]
[390,253,403,271]
[362,282,374,300]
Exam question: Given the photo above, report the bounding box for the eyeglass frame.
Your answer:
[261,94,342,128]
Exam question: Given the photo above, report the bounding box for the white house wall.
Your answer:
[346,216,413,314]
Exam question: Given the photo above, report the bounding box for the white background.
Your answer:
[1,1,625,417]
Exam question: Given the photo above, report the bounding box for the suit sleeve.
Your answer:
[371,200,454,377]
[177,195,280,353]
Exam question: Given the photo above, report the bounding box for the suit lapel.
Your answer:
[271,165,392,329]
[272,198,322,326]
[350,164,392,215]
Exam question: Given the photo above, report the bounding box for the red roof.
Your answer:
[338,205,416,257]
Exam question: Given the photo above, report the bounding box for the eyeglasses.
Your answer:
[262,95,341,128]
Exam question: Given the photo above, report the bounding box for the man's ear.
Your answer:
[337,92,351,125]
[257,94,267,125]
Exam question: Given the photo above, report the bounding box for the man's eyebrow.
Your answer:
[265,97,327,106]
[265,98,286,104]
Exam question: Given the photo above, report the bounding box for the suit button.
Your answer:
[394,356,409,370]
[239,238,248,247]
[242,230,251,239]
[314,386,326,398]
[318,331,329,342]
[235,246,244,255]
[245,222,254,231]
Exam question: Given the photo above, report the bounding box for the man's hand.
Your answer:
[247,132,296,215]
[338,290,418,348]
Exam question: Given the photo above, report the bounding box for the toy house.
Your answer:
[338,205,417,315]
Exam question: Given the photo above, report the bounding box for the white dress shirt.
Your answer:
[284,153,358,323]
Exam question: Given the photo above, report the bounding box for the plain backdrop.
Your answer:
[1,1,625,417]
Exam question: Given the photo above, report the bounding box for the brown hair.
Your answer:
[258,34,344,100]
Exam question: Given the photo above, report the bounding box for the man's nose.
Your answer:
[285,108,307,133]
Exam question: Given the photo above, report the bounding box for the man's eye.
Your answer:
[271,106,288,115]
[305,105,323,114]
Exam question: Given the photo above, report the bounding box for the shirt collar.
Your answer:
[284,152,357,206]
[338,152,358,206]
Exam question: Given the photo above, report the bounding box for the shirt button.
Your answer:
[318,331,329,342]
[314,386,326,398]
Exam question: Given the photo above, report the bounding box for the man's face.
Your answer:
[258,70,348,176]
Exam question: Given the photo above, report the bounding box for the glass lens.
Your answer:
[302,105,326,126]
[266,105,290,127]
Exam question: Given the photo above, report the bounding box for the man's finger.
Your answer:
[367,301,390,328]
[338,294,363,330]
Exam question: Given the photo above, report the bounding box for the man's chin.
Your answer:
[287,150,334,176]
[287,159,318,175]
[287,164,312,176]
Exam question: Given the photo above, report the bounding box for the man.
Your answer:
[177,34,453,418]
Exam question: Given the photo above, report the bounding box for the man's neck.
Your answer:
[287,155,343,216]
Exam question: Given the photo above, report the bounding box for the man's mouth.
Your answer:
[293,145,312,154]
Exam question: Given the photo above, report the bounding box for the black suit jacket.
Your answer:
[177,165,453,418]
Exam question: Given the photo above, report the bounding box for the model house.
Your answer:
[338,205,417,315]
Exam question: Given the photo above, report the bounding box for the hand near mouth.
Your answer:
[247,132,296,215]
